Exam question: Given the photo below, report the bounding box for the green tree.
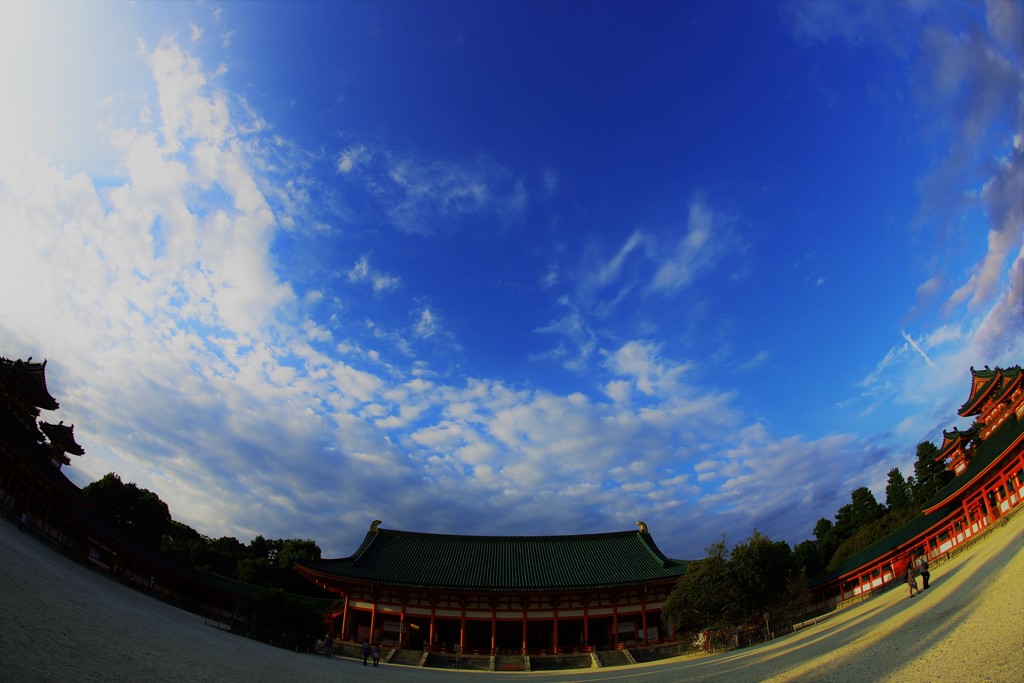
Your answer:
[83,472,171,545]
[663,539,739,633]
[912,441,952,505]
[812,518,833,542]
[160,519,204,563]
[237,557,274,585]
[792,539,822,578]
[276,538,321,569]
[885,468,913,512]
[248,535,282,563]
[191,535,247,576]
[848,487,886,527]
[729,530,794,618]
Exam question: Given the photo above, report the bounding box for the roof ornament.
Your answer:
[636,520,648,534]
[370,519,382,532]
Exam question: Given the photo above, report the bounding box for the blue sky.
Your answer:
[1,1,1021,559]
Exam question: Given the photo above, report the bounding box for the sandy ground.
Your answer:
[1,510,1021,683]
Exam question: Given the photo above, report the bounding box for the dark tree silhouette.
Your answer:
[83,472,171,546]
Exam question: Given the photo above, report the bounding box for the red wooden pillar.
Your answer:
[401,605,407,647]
[490,609,496,652]
[641,591,648,643]
[553,606,559,653]
[341,595,349,640]
[521,609,527,654]
[459,608,466,653]
[583,605,589,647]
[612,603,618,647]
[429,605,436,651]
[369,599,378,643]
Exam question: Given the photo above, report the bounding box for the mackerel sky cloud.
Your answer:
[1,1,1021,558]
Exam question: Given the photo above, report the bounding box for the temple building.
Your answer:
[922,365,1024,527]
[1,356,254,626]
[296,520,689,656]
[808,364,1024,608]
[0,357,82,524]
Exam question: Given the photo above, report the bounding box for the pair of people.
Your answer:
[906,556,931,598]
[362,639,381,666]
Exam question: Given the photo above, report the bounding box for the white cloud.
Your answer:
[341,149,526,234]
[534,305,597,372]
[337,144,368,174]
[945,143,1024,313]
[348,255,401,293]
[603,340,690,399]
[542,167,559,197]
[413,308,438,339]
[737,350,771,372]
[900,330,936,368]
[649,196,732,293]
[594,230,646,291]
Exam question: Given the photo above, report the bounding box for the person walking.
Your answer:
[906,565,919,598]
[362,638,370,665]
[920,558,931,589]
[372,641,381,667]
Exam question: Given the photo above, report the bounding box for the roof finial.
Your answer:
[370,519,382,532]
[636,520,648,534]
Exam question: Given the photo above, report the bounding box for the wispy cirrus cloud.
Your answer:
[534,195,740,374]
[649,196,737,293]
[336,143,528,235]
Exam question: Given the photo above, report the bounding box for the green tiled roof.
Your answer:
[938,423,979,458]
[959,365,1021,416]
[299,528,690,592]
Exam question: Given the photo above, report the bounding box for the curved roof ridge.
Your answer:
[371,527,644,543]
[301,524,690,591]
[0,356,60,411]
[959,365,1021,416]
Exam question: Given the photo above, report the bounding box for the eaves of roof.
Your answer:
[0,357,59,411]
[299,528,690,592]
[959,366,1022,417]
